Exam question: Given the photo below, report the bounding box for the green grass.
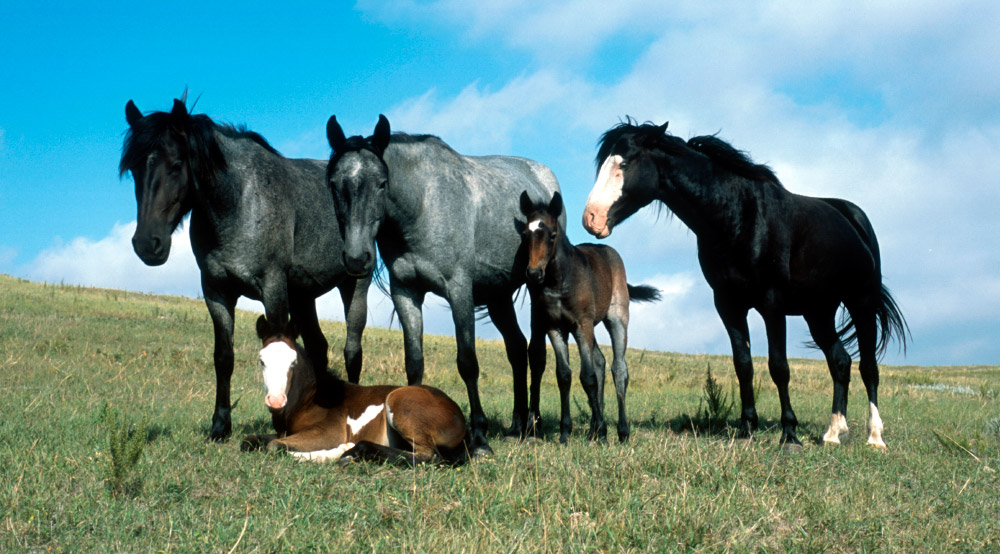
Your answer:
[1,274,998,553]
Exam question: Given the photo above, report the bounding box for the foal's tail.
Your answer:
[837,284,910,360]
[434,431,471,466]
[627,284,662,303]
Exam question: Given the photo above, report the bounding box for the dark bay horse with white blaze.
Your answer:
[242,316,468,465]
[520,191,660,443]
[120,98,371,440]
[325,115,563,456]
[582,121,908,449]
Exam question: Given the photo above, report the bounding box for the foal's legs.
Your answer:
[574,323,608,441]
[761,312,801,448]
[203,281,238,440]
[487,299,531,438]
[548,329,574,443]
[715,298,758,437]
[604,313,631,442]
[525,300,549,438]
[339,275,371,384]
[805,309,852,446]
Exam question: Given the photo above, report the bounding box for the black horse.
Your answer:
[324,115,563,456]
[582,120,908,449]
[120,98,371,440]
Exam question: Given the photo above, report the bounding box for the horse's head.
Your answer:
[583,120,669,238]
[120,99,202,266]
[519,191,564,284]
[326,115,391,277]
[255,315,304,412]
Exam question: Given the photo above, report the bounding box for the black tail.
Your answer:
[627,284,661,303]
[836,284,910,360]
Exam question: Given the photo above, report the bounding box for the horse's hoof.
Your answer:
[337,455,356,467]
[470,444,494,459]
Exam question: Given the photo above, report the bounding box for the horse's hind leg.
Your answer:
[850,304,885,449]
[487,299,531,438]
[203,282,237,441]
[342,441,423,466]
[762,312,801,448]
[339,274,371,384]
[805,309,851,446]
[548,329,574,443]
[604,313,630,442]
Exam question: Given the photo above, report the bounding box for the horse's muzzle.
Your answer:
[132,232,170,266]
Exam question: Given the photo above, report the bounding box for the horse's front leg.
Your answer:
[487,299,531,439]
[574,323,607,442]
[449,285,492,457]
[715,297,757,438]
[339,274,371,384]
[762,312,801,449]
[203,280,238,441]
[390,280,426,386]
[289,291,329,372]
[548,328,574,443]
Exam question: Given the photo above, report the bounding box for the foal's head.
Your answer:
[519,191,564,284]
[326,115,391,277]
[255,316,306,411]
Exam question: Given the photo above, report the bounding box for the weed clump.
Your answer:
[97,402,147,498]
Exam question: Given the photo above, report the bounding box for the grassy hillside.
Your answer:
[1,274,998,553]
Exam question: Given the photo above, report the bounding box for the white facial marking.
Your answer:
[259,341,298,398]
[289,442,356,463]
[527,219,543,232]
[867,403,886,449]
[585,155,625,211]
[347,404,384,435]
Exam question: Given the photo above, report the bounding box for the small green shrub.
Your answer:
[97,402,147,498]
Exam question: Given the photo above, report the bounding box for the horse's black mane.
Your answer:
[595,119,781,187]
[119,108,281,183]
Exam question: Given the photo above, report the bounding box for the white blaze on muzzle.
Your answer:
[583,155,625,237]
[259,341,298,406]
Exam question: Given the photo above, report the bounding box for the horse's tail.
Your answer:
[835,284,910,360]
[627,284,662,303]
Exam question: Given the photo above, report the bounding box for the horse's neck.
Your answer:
[543,234,579,296]
[381,143,427,225]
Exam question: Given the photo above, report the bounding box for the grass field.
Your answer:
[1,274,998,553]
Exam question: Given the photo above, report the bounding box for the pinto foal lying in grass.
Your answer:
[241,316,469,465]
[520,192,660,443]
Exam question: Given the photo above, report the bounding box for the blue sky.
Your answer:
[2,1,998,367]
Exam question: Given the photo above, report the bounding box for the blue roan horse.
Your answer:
[583,121,908,449]
[325,115,563,456]
[120,98,372,440]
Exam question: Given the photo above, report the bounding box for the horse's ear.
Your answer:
[548,192,563,219]
[658,121,669,134]
[171,98,188,118]
[372,114,391,156]
[327,115,347,152]
[125,100,142,127]
[519,191,534,216]
[284,320,300,340]
[255,315,270,340]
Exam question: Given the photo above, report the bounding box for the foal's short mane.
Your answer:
[119,107,281,183]
[595,119,782,187]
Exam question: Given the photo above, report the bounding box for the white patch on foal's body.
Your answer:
[867,402,886,449]
[822,413,850,445]
[585,155,625,214]
[347,404,384,435]
[289,442,356,463]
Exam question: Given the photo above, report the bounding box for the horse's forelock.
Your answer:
[595,119,671,177]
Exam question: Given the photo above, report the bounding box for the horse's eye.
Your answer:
[619,161,628,170]
[169,161,183,174]
[378,180,387,190]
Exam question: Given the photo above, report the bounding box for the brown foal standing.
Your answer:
[520,191,660,443]
[242,316,468,465]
